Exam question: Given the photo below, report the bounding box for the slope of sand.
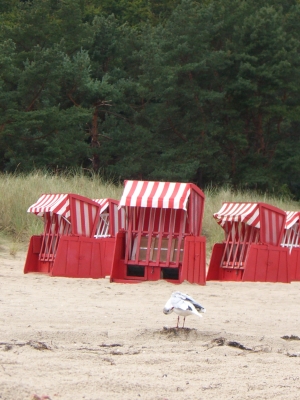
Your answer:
[1,242,300,400]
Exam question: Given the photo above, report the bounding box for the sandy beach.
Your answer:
[1,240,300,400]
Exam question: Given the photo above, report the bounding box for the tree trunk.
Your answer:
[91,106,100,172]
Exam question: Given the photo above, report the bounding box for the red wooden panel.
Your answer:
[110,231,127,281]
[207,242,289,283]
[98,238,115,277]
[187,238,198,283]
[51,236,77,276]
[65,237,81,275]
[50,236,115,278]
[145,266,161,281]
[77,240,94,277]
[182,236,206,285]
[37,261,51,273]
[32,235,42,253]
[220,268,243,281]
[289,248,300,281]
[276,248,290,283]
[265,248,285,282]
[182,236,195,282]
[206,243,225,280]
[24,236,51,274]
[24,236,40,273]
[294,249,300,281]
[243,244,290,283]
[243,244,267,281]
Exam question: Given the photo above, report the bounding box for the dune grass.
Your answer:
[0,170,123,253]
[0,171,299,257]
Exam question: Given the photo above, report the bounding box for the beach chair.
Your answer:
[207,202,290,282]
[24,194,119,278]
[110,180,206,285]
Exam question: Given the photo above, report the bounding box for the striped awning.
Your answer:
[28,194,70,219]
[93,198,110,214]
[285,211,300,229]
[28,193,101,237]
[118,180,191,210]
[214,202,261,228]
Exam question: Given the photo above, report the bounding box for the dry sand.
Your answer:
[1,241,300,400]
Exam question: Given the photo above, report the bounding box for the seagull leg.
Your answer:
[183,317,186,328]
[176,316,179,328]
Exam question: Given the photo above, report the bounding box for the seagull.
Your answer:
[163,291,206,328]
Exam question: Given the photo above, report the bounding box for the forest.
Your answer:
[1,0,300,198]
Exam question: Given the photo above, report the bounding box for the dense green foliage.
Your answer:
[1,0,300,198]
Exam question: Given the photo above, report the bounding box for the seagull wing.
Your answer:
[170,292,191,311]
[172,291,206,313]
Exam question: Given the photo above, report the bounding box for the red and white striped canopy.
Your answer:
[28,194,70,219]
[285,211,300,229]
[119,180,192,210]
[28,193,101,237]
[214,202,261,228]
[93,198,110,214]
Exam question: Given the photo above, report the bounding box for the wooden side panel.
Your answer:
[289,248,300,281]
[181,236,206,285]
[243,244,290,283]
[24,236,42,273]
[51,236,115,278]
[110,231,127,281]
[206,243,225,281]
